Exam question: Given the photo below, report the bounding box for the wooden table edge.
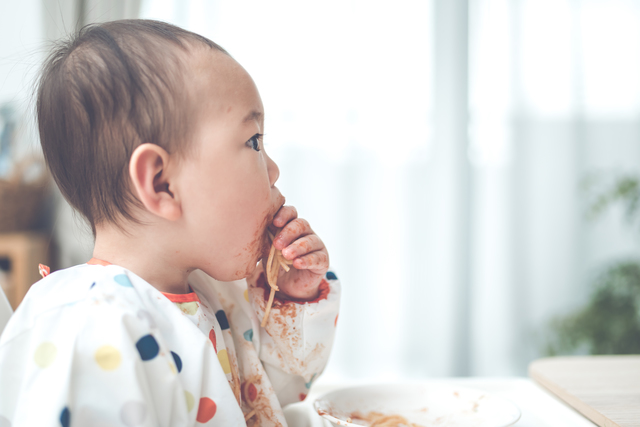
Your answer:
[529,360,621,427]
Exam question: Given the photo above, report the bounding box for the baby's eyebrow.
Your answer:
[242,110,263,123]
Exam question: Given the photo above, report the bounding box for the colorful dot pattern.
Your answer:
[196,398,217,423]
[95,345,121,370]
[114,274,133,288]
[209,329,217,352]
[13,264,339,426]
[142,282,226,423]
[184,391,195,412]
[305,373,317,389]
[34,342,57,368]
[176,302,199,316]
[7,267,234,426]
[217,349,231,374]
[135,335,159,361]
[60,407,70,427]
[215,310,229,330]
[171,351,182,373]
[159,283,236,414]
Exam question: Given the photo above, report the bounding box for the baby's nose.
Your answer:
[267,153,279,186]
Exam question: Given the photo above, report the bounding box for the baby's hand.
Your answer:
[268,206,329,300]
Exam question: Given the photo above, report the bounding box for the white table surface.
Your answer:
[283,377,598,427]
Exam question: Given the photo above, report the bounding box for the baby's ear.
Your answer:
[129,143,182,221]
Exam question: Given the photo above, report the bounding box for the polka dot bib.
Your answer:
[0,259,341,427]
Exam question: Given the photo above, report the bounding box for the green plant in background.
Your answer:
[546,261,640,355]
[546,175,640,356]
[586,174,640,225]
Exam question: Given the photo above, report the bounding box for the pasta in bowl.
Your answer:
[314,384,520,427]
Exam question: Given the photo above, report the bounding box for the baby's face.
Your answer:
[176,49,284,281]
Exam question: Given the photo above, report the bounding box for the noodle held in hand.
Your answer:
[261,229,294,327]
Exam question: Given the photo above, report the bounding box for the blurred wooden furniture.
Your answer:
[530,356,640,427]
[0,232,50,310]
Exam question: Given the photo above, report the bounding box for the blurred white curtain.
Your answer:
[80,0,141,25]
[43,0,141,36]
[468,0,640,376]
[106,0,640,380]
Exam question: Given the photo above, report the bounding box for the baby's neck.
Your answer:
[92,223,193,294]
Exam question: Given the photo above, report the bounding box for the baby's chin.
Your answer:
[233,246,266,281]
[224,261,260,283]
[197,250,260,282]
[208,263,254,282]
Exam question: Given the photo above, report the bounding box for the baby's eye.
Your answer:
[246,133,262,152]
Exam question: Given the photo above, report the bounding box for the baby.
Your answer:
[0,20,340,426]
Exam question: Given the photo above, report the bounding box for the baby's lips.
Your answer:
[277,192,286,209]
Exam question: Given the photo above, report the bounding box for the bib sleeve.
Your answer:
[247,268,341,406]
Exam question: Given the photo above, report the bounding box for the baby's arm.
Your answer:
[248,207,341,405]
[248,270,340,405]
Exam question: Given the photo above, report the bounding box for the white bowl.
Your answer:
[313,383,521,427]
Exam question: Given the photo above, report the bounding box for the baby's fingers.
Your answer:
[293,250,329,273]
[274,218,312,250]
[272,205,298,229]
[282,234,324,260]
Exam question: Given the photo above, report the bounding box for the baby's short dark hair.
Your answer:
[36,19,227,234]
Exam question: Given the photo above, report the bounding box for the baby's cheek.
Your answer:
[231,250,261,280]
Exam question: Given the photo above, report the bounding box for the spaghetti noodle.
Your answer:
[260,229,293,327]
[244,408,256,421]
[350,411,423,427]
